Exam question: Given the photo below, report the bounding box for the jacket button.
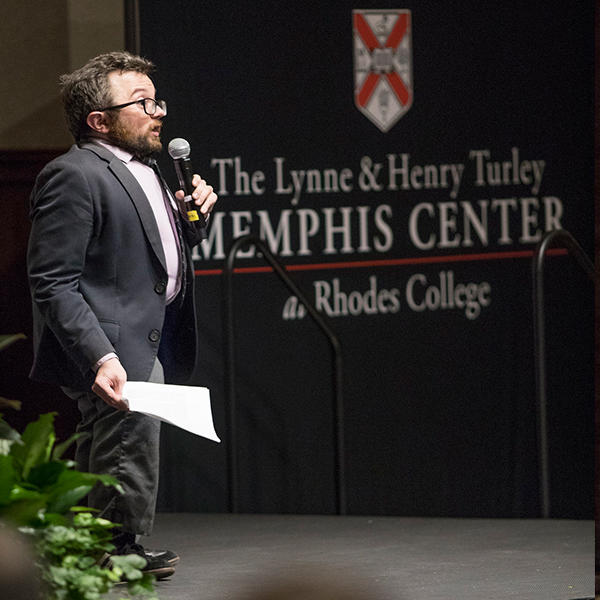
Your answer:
[148,329,161,342]
[154,281,166,294]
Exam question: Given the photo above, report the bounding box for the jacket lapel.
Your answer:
[80,141,168,274]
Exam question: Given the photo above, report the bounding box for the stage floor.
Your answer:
[141,513,593,600]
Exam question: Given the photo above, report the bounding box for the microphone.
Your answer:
[167,137,207,228]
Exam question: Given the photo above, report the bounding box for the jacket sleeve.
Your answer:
[27,159,115,376]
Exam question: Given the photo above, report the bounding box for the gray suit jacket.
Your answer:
[27,141,200,390]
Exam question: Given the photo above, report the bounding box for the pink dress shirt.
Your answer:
[93,141,182,371]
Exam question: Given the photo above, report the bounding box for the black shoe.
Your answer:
[144,548,180,565]
[111,542,176,580]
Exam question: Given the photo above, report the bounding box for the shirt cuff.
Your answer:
[93,352,118,373]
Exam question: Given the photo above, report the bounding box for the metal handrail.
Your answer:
[532,228,597,518]
[223,235,346,515]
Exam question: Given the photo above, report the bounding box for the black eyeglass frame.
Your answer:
[97,98,167,116]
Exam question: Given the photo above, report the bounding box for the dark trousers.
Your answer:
[62,358,164,536]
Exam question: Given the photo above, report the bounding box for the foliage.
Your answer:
[0,334,25,411]
[0,412,158,600]
[0,333,27,352]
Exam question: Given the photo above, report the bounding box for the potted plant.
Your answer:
[0,334,157,599]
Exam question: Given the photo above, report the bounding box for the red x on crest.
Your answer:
[354,12,411,109]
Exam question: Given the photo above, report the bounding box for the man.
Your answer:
[27,52,217,579]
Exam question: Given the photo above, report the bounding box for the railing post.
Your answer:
[223,235,346,515]
[532,228,596,518]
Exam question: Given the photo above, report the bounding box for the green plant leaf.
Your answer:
[0,495,46,525]
[28,460,67,489]
[10,413,57,479]
[10,484,45,501]
[38,511,69,526]
[52,432,85,461]
[0,417,21,442]
[0,454,16,504]
[45,469,121,514]
[0,397,22,411]
[0,416,22,455]
[2,410,157,600]
[0,333,26,352]
[77,555,97,569]
[92,473,124,495]
[47,483,94,515]
[72,512,114,531]
[70,505,100,513]
[126,573,159,598]
[110,553,146,579]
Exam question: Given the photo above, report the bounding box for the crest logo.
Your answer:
[353,9,413,132]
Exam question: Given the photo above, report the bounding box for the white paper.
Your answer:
[122,381,220,443]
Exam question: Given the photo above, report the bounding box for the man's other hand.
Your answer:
[92,358,128,410]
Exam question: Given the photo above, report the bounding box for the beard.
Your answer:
[106,113,163,159]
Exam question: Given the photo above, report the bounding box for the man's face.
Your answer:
[104,70,165,158]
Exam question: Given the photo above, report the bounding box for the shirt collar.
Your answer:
[94,139,135,164]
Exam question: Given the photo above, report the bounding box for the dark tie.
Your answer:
[147,158,187,305]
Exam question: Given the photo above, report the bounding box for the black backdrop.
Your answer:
[137,1,595,518]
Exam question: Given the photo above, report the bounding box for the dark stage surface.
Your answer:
[139,513,593,600]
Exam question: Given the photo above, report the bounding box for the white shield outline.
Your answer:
[353,9,413,132]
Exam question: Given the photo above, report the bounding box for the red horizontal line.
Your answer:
[194,248,568,276]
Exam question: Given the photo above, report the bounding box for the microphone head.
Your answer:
[168,137,191,160]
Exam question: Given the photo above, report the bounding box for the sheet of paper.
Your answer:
[122,381,220,443]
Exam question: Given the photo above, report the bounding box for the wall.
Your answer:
[0,0,125,440]
[0,0,124,150]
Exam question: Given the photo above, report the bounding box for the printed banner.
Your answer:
[141,1,595,518]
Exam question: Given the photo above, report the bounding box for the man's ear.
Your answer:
[86,111,110,134]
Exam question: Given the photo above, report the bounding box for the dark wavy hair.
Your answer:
[59,51,155,141]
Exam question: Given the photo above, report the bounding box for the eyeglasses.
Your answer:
[97,98,167,116]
